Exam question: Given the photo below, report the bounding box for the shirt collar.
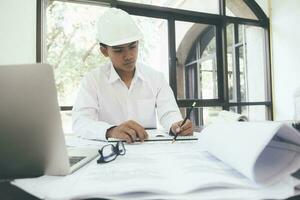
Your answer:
[108,62,146,84]
[135,64,146,82]
[108,62,120,84]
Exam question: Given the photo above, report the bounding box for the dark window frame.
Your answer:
[36,0,272,122]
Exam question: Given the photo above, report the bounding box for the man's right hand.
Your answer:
[106,120,148,143]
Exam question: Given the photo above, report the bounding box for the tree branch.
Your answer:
[54,27,78,69]
[82,42,98,63]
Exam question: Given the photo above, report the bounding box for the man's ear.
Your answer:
[100,46,109,57]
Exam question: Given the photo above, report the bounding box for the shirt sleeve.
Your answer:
[72,73,114,141]
[155,74,183,131]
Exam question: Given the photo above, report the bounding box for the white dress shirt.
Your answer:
[72,62,182,141]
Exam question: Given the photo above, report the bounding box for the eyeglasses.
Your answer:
[97,141,126,164]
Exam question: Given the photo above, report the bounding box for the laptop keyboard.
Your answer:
[69,156,86,166]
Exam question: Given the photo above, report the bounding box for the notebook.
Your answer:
[0,64,98,179]
[108,129,198,142]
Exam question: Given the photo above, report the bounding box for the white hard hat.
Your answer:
[96,8,143,46]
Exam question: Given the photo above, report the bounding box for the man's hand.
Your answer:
[106,120,148,143]
[170,119,193,136]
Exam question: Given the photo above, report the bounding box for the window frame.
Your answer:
[36,0,273,123]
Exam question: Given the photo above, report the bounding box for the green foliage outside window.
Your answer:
[46,1,109,105]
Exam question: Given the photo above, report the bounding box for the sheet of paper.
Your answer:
[103,177,300,200]
[200,121,300,185]
[65,135,107,148]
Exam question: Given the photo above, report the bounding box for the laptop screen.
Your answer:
[0,64,70,178]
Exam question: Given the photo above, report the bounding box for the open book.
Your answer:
[200,121,300,186]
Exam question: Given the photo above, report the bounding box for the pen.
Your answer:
[172,101,196,143]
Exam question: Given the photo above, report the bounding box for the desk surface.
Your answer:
[2,166,300,199]
[0,181,39,200]
[0,181,110,200]
[1,181,300,200]
[3,167,300,200]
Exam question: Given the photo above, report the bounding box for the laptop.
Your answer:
[0,64,98,179]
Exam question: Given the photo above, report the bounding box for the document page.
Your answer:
[200,121,300,185]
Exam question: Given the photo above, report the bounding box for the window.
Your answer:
[38,0,271,131]
[226,0,257,19]
[230,105,268,120]
[120,0,219,14]
[178,24,217,100]
[227,23,269,116]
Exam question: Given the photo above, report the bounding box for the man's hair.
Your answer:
[100,43,108,48]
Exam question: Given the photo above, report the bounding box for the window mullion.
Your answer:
[168,19,177,98]
[219,0,226,16]
[234,23,241,113]
[216,22,228,110]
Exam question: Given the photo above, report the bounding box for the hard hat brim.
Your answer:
[98,33,143,47]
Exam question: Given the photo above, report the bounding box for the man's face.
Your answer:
[101,41,139,73]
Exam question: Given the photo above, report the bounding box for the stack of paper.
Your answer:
[12,127,300,199]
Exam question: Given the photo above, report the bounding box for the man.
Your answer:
[72,8,193,143]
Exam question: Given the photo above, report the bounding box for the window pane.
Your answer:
[239,46,247,102]
[131,15,169,81]
[226,24,235,102]
[226,0,257,20]
[227,24,267,103]
[244,26,267,102]
[230,106,268,120]
[119,0,219,14]
[176,21,218,100]
[45,1,109,106]
[179,106,222,126]
[238,24,245,44]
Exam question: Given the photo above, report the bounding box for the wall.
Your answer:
[246,26,267,120]
[270,0,300,120]
[0,0,36,65]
